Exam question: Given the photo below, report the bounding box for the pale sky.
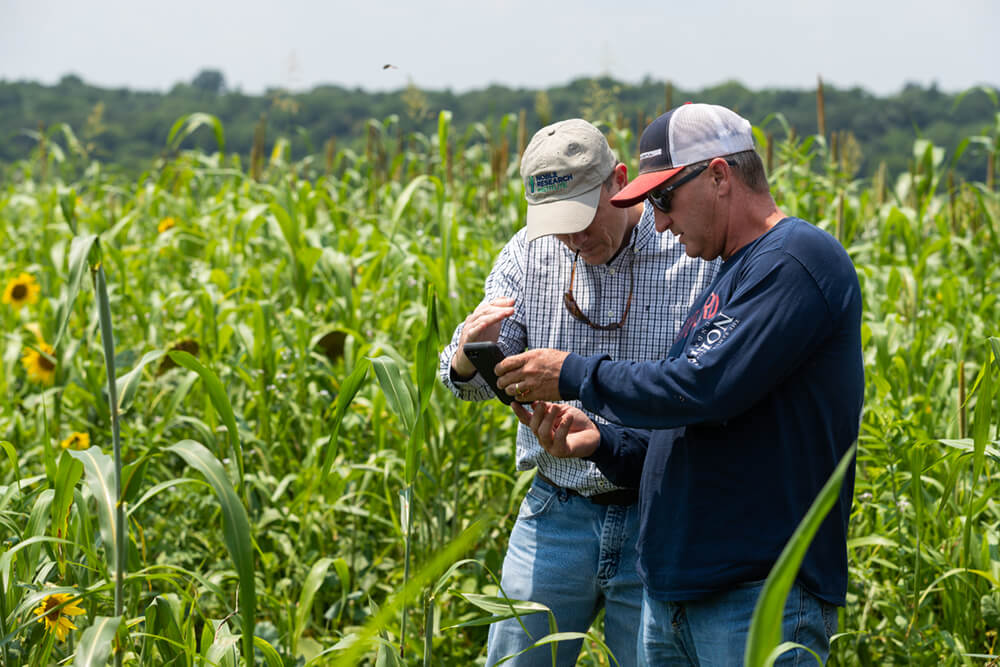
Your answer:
[2,0,997,96]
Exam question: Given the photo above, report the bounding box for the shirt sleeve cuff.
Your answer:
[449,366,478,384]
[558,352,587,400]
[585,423,618,467]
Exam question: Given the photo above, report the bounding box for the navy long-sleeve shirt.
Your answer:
[558,217,864,606]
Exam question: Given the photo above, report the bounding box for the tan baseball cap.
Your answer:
[520,119,617,242]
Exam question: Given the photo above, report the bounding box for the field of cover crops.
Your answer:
[1,105,999,666]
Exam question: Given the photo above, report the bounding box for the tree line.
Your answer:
[1,70,997,183]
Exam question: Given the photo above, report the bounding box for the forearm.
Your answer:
[558,260,835,428]
[559,353,710,428]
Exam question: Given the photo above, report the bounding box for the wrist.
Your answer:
[451,357,476,381]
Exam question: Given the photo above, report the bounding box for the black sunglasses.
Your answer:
[562,245,636,331]
[646,159,736,213]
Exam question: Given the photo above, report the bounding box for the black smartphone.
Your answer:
[463,341,525,405]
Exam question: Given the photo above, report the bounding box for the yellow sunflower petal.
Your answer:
[53,617,75,641]
[63,600,87,616]
[21,342,56,385]
[60,432,90,450]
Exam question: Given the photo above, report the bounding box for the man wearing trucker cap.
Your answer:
[497,103,863,664]
[439,118,716,665]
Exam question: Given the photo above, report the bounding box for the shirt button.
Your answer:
[609,268,616,275]
[607,310,614,317]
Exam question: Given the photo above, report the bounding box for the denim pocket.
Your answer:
[821,603,839,639]
[518,482,558,520]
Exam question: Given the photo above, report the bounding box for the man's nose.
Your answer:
[653,209,671,233]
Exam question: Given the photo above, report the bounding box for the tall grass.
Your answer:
[0,100,998,665]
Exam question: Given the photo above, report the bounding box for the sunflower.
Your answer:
[32,593,86,641]
[157,216,176,234]
[60,432,90,450]
[3,272,41,309]
[22,341,56,385]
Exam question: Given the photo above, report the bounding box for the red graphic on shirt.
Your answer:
[677,291,723,342]
[702,293,720,320]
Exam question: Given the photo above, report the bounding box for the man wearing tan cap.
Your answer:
[497,103,863,665]
[439,118,716,666]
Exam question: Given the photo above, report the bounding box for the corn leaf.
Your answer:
[116,350,166,412]
[370,355,417,433]
[254,636,285,667]
[292,557,334,655]
[168,350,245,495]
[68,447,119,569]
[0,536,71,593]
[167,112,225,153]
[317,359,369,487]
[167,439,255,662]
[53,233,98,348]
[964,349,995,564]
[51,450,84,549]
[0,441,17,491]
[74,616,121,667]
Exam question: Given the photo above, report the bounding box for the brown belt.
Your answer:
[536,472,638,506]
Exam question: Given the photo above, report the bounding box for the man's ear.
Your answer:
[709,158,730,191]
[615,162,628,187]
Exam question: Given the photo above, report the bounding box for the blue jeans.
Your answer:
[486,476,643,667]
[638,580,838,666]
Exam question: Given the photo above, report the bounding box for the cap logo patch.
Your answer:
[531,171,573,194]
[640,148,663,160]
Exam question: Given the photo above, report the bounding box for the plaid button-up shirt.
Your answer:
[439,204,718,495]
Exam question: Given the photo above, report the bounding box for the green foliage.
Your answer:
[74,616,121,666]
[168,439,255,662]
[2,76,998,184]
[0,99,998,666]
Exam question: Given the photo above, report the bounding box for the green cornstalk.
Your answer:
[92,256,126,667]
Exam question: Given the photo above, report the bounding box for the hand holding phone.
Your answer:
[462,341,527,404]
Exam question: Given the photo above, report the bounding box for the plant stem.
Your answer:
[94,259,125,667]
